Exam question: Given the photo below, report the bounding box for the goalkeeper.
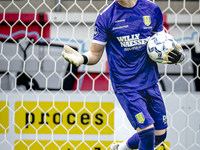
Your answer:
[62,0,185,150]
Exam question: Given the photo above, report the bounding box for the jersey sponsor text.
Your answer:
[117,33,150,48]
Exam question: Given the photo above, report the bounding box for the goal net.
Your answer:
[0,0,200,150]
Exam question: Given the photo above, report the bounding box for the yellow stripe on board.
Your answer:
[0,101,9,133]
[15,101,114,134]
[15,140,170,150]
[15,140,114,150]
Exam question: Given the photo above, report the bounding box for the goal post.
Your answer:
[0,0,200,150]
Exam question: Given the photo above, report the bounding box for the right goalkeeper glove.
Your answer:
[62,45,88,67]
[162,41,185,64]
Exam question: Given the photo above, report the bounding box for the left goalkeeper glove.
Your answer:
[62,45,88,67]
[162,41,185,64]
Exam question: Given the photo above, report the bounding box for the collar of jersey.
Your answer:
[115,0,140,10]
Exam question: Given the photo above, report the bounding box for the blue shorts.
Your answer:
[115,84,168,130]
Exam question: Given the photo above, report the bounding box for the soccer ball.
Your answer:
[147,32,176,63]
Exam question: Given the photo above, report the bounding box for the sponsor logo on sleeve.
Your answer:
[94,26,99,37]
[163,115,167,124]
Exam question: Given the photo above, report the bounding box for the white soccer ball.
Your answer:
[147,32,176,63]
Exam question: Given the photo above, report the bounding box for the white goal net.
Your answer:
[0,0,200,150]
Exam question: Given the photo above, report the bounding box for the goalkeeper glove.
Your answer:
[62,45,88,67]
[162,41,185,64]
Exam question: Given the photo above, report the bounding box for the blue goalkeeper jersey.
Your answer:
[93,0,163,93]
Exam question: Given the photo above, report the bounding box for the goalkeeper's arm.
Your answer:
[62,43,105,66]
[162,40,185,64]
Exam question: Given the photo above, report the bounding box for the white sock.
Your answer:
[118,141,132,150]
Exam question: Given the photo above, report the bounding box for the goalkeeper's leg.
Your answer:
[126,128,167,149]
[111,126,155,150]
[113,92,156,150]
[112,86,168,150]
[111,128,167,150]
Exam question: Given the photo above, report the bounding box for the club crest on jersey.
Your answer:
[143,16,151,26]
[135,112,145,124]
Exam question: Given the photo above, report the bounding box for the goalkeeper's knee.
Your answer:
[155,131,167,146]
